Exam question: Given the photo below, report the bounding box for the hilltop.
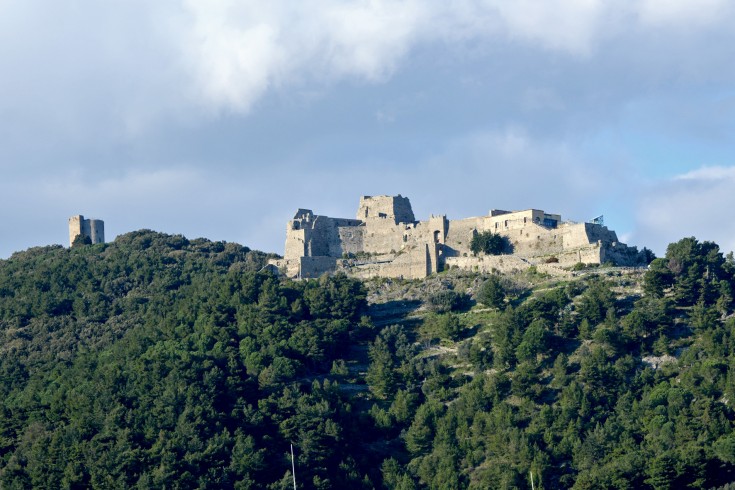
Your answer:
[0,231,734,488]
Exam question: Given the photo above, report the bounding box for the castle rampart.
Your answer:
[272,195,645,279]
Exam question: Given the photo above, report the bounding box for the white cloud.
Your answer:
[674,166,735,181]
[2,0,734,124]
[637,0,731,27]
[178,0,428,113]
[487,0,605,55]
[170,0,735,115]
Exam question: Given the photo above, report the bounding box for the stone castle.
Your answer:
[68,215,105,246]
[271,195,646,279]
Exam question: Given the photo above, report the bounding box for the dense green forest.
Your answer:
[1,231,735,489]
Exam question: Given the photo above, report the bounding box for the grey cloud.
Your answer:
[2,2,735,259]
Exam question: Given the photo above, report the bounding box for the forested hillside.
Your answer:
[1,231,735,489]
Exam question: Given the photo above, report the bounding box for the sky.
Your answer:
[2,0,735,259]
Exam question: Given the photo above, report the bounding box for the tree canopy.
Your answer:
[1,231,735,489]
[470,231,509,256]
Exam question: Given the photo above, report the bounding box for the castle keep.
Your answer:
[272,195,645,279]
[68,215,105,246]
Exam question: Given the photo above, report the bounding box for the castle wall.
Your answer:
[337,225,364,255]
[361,221,413,254]
[284,210,362,260]
[68,215,83,246]
[444,217,483,255]
[554,245,603,267]
[562,222,617,249]
[444,215,564,259]
[299,256,338,278]
[279,195,642,280]
[346,243,432,280]
[602,242,643,266]
[357,195,415,224]
[285,227,307,261]
[88,219,104,244]
[445,255,573,277]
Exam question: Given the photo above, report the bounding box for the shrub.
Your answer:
[477,276,506,309]
[427,290,469,313]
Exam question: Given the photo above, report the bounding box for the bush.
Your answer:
[477,276,506,309]
[71,234,92,247]
[572,262,587,271]
[427,290,469,313]
[422,313,463,341]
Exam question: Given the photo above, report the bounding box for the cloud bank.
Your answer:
[1,1,734,258]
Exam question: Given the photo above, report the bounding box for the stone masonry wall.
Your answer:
[277,195,642,280]
[345,243,432,280]
[357,195,415,224]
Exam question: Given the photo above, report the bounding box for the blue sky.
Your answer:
[2,1,735,259]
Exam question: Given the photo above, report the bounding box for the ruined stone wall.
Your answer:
[88,219,104,244]
[69,215,83,247]
[586,223,618,244]
[306,216,334,257]
[502,223,563,257]
[285,227,307,261]
[279,195,642,280]
[483,209,559,232]
[363,222,416,254]
[285,210,362,260]
[443,215,564,259]
[444,217,484,256]
[445,255,573,277]
[337,225,364,255]
[561,222,617,249]
[602,242,643,266]
[345,243,432,280]
[284,210,312,261]
[553,245,603,267]
[427,215,448,244]
[357,195,415,224]
[299,256,339,278]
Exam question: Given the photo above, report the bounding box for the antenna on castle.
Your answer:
[291,444,297,490]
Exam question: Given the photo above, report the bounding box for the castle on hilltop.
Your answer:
[68,215,104,247]
[271,195,646,279]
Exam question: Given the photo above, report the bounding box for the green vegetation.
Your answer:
[1,232,735,489]
[469,231,509,256]
[0,231,368,488]
[477,275,506,309]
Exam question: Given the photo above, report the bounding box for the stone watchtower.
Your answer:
[68,215,105,246]
[356,195,415,224]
